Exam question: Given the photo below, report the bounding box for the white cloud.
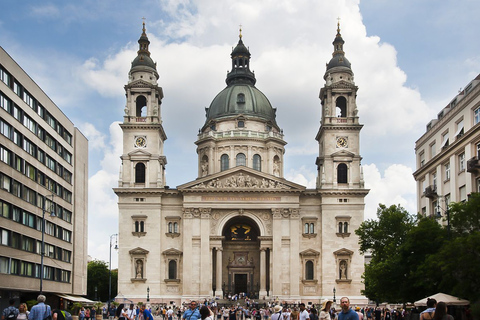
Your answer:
[78,122,106,150]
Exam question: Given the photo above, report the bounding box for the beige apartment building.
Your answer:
[114,23,368,305]
[413,74,480,219]
[0,47,88,308]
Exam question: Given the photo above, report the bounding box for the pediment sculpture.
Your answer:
[191,172,292,190]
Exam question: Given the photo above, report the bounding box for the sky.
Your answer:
[1,0,480,269]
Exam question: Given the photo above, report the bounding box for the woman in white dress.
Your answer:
[320,300,333,320]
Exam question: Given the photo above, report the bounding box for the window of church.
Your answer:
[135,95,147,117]
[253,154,261,171]
[238,120,245,127]
[135,163,146,184]
[335,215,351,238]
[132,215,147,237]
[337,163,347,183]
[221,154,229,171]
[305,261,314,280]
[168,260,177,279]
[236,153,246,166]
[336,96,347,117]
[302,217,317,238]
[165,216,181,238]
[237,93,245,104]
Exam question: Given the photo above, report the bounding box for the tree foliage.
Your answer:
[356,198,480,305]
[87,260,118,302]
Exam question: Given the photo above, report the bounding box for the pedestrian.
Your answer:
[310,308,319,320]
[420,299,436,320]
[355,308,363,320]
[183,302,201,320]
[91,308,97,320]
[271,306,283,320]
[432,302,452,320]
[167,308,174,320]
[109,306,116,320]
[126,305,135,320]
[86,308,90,320]
[320,300,332,320]
[299,304,309,320]
[2,299,19,320]
[28,295,51,320]
[337,298,359,320]
[200,307,214,320]
[17,303,29,320]
[141,306,153,320]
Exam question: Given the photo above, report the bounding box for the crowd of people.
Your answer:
[1,295,465,320]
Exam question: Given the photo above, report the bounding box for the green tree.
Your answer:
[356,204,415,303]
[87,260,118,301]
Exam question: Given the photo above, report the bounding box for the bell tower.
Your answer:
[316,22,364,189]
[119,22,167,188]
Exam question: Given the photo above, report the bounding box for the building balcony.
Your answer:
[467,157,480,173]
[197,129,284,141]
[424,185,437,199]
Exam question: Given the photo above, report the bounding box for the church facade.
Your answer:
[114,23,368,305]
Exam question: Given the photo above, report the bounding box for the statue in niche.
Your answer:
[201,160,208,177]
[339,260,347,279]
[136,259,143,279]
[273,159,280,177]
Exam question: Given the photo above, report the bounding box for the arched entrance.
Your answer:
[219,216,261,298]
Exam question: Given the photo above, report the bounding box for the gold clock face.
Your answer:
[135,136,147,148]
[336,137,348,148]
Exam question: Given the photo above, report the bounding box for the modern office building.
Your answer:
[115,23,368,304]
[413,74,480,219]
[0,47,88,307]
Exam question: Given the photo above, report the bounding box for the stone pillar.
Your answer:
[259,247,267,298]
[200,208,212,296]
[182,208,194,296]
[271,208,282,296]
[216,247,223,298]
[289,209,301,299]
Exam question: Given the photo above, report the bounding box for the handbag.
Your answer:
[44,306,52,320]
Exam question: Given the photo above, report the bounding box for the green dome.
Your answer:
[205,84,277,125]
[131,54,157,70]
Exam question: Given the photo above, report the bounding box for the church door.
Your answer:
[234,273,248,294]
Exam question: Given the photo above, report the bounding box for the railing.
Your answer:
[197,130,284,140]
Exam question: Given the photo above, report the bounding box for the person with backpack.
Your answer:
[2,299,19,320]
[28,295,51,320]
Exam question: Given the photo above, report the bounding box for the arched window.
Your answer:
[135,163,146,183]
[221,154,229,171]
[336,96,347,117]
[168,260,177,279]
[343,222,348,233]
[135,221,139,232]
[168,222,173,233]
[135,95,147,117]
[238,120,245,127]
[338,222,343,234]
[253,154,261,171]
[140,221,144,232]
[236,153,246,166]
[174,222,178,233]
[305,261,314,280]
[304,223,309,234]
[309,223,314,234]
[337,163,347,183]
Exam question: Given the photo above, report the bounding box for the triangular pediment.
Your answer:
[331,149,356,158]
[129,247,149,255]
[125,79,157,89]
[331,80,357,90]
[299,249,320,257]
[333,248,354,256]
[127,149,152,158]
[162,248,183,256]
[177,166,306,192]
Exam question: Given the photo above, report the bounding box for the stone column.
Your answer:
[289,209,301,299]
[259,247,267,298]
[182,208,194,296]
[200,208,212,296]
[271,208,282,296]
[216,248,223,298]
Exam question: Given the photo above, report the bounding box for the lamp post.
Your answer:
[147,286,150,303]
[333,287,336,303]
[40,194,55,294]
[108,233,118,309]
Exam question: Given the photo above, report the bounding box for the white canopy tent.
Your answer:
[414,293,470,306]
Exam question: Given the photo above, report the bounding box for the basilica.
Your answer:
[114,23,368,305]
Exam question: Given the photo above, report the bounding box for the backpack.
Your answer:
[62,311,73,320]
[7,308,17,320]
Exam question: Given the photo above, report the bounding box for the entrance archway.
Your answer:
[220,216,260,298]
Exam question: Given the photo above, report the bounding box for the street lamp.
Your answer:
[333,287,336,303]
[108,233,118,309]
[40,194,55,294]
[147,286,150,303]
